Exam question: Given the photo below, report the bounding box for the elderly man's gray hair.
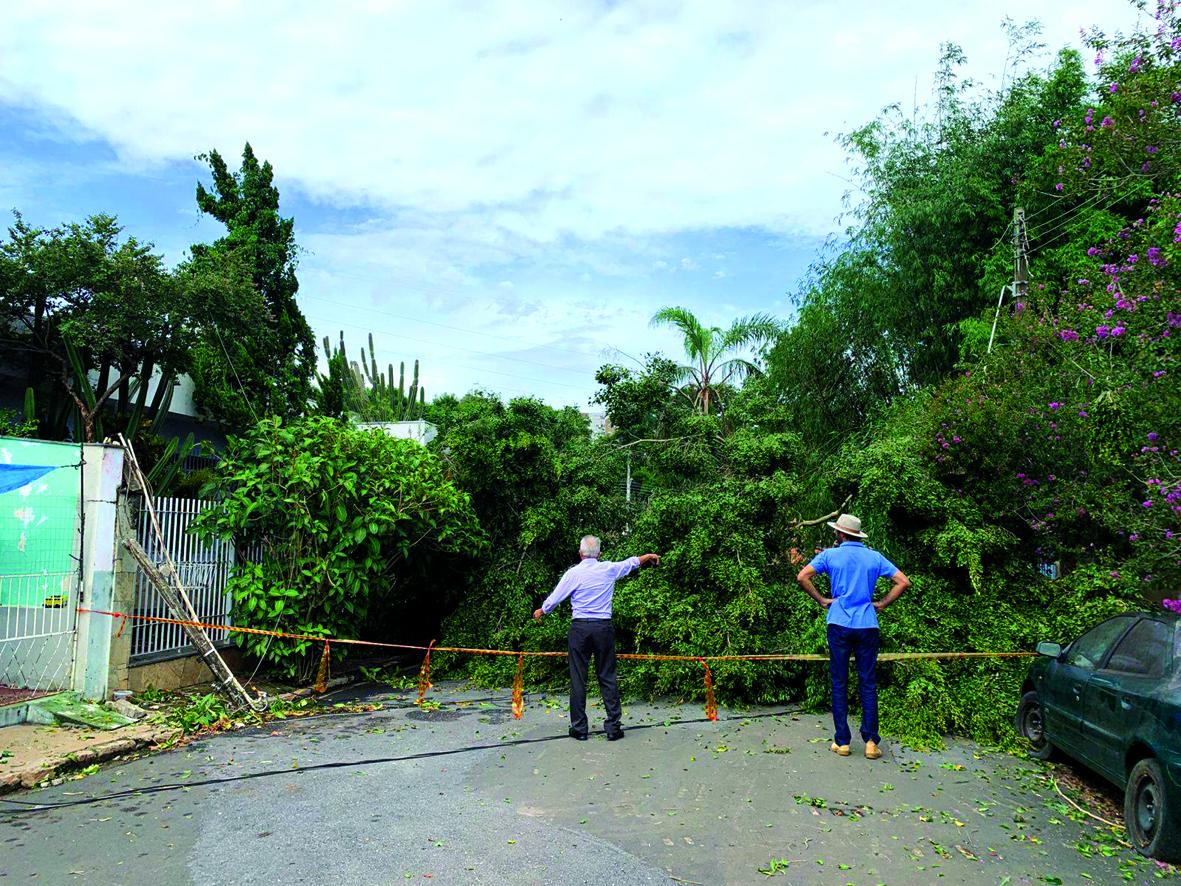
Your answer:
[579,535,601,558]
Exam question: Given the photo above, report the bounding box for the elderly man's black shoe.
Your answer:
[568,728,588,741]
[606,730,624,741]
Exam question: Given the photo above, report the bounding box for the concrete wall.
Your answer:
[128,647,244,693]
[355,420,438,446]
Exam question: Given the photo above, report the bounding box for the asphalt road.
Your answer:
[0,682,1173,885]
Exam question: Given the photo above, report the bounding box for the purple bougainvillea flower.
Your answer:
[1111,325,1126,336]
[1096,325,1111,338]
[1055,183,1064,192]
[1147,145,1159,154]
[1058,329,1079,341]
[1110,83,1119,94]
[1165,599,1181,614]
[1149,432,1159,441]
[1101,115,1115,127]
[1049,402,1061,411]
[1078,410,1089,417]
[1143,500,1153,508]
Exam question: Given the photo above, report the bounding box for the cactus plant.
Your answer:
[316,331,425,422]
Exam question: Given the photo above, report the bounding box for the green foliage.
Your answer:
[166,692,231,733]
[433,11,1176,752]
[193,416,483,680]
[0,389,37,437]
[766,36,1089,455]
[429,393,632,684]
[190,144,317,430]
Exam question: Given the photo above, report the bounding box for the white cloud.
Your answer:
[0,0,1143,240]
[0,0,1146,406]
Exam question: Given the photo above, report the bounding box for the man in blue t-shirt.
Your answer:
[797,513,910,759]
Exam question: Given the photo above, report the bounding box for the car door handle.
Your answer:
[1091,678,1116,688]
[1120,699,1132,710]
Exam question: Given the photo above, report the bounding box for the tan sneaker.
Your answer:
[830,742,851,756]
[865,740,883,759]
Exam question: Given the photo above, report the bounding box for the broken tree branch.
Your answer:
[790,494,853,529]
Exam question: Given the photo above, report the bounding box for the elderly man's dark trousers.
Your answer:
[568,618,622,737]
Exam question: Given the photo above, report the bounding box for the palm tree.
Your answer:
[650,306,781,415]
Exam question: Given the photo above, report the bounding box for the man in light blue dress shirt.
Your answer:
[534,535,661,741]
[797,514,909,760]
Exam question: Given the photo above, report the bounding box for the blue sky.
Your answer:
[1,1,1142,408]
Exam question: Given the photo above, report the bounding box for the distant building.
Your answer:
[583,411,613,438]
[355,420,438,446]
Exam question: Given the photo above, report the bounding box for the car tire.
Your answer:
[1124,757,1181,863]
[1015,691,1056,761]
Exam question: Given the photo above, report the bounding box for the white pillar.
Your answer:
[71,444,124,701]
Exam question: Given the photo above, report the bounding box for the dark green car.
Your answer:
[1017,611,1181,862]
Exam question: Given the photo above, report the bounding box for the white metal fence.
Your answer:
[130,496,241,663]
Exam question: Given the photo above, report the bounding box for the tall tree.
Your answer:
[650,306,779,415]
[0,212,261,445]
[190,144,316,429]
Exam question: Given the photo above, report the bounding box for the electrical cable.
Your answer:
[0,706,799,815]
[302,312,590,391]
[1025,189,1110,241]
[301,294,600,378]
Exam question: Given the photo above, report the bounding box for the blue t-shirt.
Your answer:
[809,541,898,629]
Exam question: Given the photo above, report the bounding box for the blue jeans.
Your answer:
[827,624,880,746]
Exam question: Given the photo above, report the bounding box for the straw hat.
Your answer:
[826,513,868,538]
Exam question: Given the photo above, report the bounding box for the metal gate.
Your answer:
[0,441,83,705]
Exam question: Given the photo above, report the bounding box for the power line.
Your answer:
[296,281,613,363]
[299,295,600,377]
[1025,189,1110,241]
[300,310,592,392]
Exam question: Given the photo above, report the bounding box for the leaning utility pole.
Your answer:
[988,206,1029,354]
[117,434,265,712]
[1012,206,1029,303]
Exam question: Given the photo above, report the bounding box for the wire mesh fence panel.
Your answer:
[129,495,248,662]
[0,440,83,705]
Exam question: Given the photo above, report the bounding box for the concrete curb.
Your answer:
[0,667,375,799]
[0,725,181,796]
